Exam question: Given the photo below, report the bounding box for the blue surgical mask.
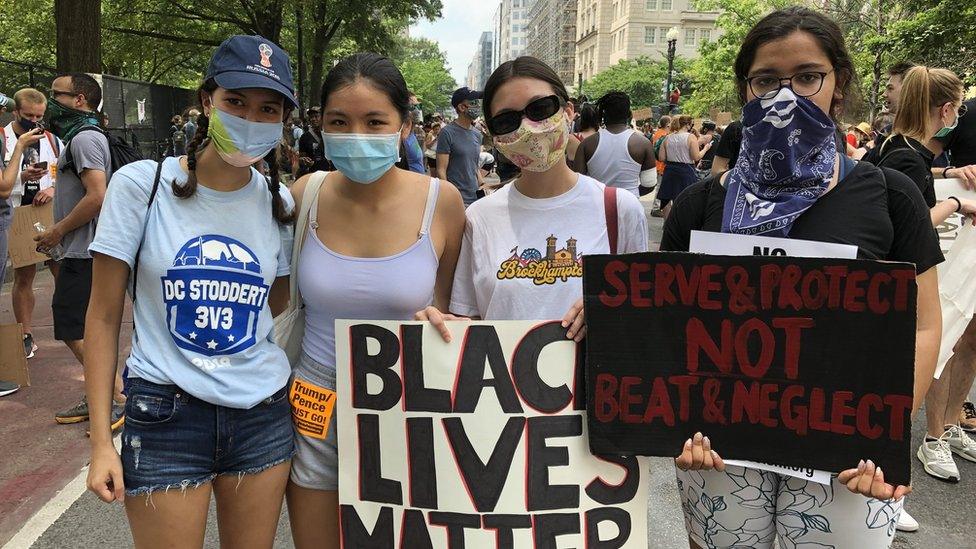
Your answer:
[322,131,401,184]
[207,107,283,167]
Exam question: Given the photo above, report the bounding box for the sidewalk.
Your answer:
[0,269,132,547]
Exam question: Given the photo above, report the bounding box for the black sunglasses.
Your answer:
[487,95,564,135]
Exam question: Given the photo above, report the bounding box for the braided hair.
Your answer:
[179,79,295,225]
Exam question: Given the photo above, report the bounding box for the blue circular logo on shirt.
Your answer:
[162,235,269,357]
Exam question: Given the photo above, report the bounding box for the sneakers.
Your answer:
[0,381,20,397]
[55,396,90,424]
[945,424,976,463]
[110,401,126,431]
[961,402,976,433]
[23,333,37,359]
[917,430,960,482]
[896,509,919,533]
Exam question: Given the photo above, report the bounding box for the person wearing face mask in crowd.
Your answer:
[662,8,943,548]
[437,87,485,206]
[284,53,465,549]
[1,88,63,361]
[84,36,299,548]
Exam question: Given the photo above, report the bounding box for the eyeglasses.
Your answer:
[957,103,969,118]
[744,70,833,100]
[487,95,564,135]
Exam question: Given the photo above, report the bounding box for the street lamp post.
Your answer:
[665,26,679,111]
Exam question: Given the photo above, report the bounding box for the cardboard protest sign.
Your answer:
[0,323,30,387]
[9,203,53,268]
[336,320,649,548]
[583,252,917,485]
[934,178,976,254]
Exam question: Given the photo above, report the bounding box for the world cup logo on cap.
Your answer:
[258,43,274,68]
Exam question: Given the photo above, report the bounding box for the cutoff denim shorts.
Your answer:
[121,377,294,496]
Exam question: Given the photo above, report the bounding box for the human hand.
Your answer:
[561,298,586,342]
[32,187,54,205]
[675,432,725,471]
[16,128,43,149]
[20,165,46,182]
[837,459,911,501]
[87,443,125,503]
[947,165,976,191]
[415,306,468,343]
[956,198,976,226]
[34,224,63,249]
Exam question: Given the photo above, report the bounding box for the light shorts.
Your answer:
[290,352,339,491]
[676,464,903,549]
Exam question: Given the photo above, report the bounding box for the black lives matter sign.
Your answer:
[335,320,649,548]
[583,252,916,485]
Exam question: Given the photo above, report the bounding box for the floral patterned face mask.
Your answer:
[492,111,569,173]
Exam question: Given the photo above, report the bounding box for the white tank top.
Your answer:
[587,128,641,197]
[664,132,694,164]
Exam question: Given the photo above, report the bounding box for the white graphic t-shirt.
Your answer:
[450,174,648,320]
[90,158,294,409]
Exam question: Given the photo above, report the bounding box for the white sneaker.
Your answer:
[917,431,960,481]
[896,509,919,533]
[945,424,976,463]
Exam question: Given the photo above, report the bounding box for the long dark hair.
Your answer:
[579,103,600,131]
[179,78,294,224]
[734,6,858,118]
[320,52,412,170]
[483,56,569,120]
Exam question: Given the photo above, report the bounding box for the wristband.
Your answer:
[949,196,962,213]
[943,166,955,179]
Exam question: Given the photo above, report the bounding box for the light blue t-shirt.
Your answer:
[89,157,294,409]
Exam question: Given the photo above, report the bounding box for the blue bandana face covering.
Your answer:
[322,131,401,184]
[721,88,836,237]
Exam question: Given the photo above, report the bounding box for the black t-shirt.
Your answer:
[866,135,936,207]
[661,161,944,274]
[297,130,332,176]
[714,120,743,168]
[699,133,720,169]
[945,98,976,167]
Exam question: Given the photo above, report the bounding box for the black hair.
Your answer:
[597,91,631,125]
[179,78,294,224]
[734,6,857,117]
[483,56,569,119]
[579,103,601,131]
[320,52,411,123]
[55,72,102,111]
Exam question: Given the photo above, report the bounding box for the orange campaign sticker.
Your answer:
[289,378,336,440]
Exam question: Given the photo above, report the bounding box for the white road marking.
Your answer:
[3,437,121,549]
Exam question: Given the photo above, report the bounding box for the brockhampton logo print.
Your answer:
[162,235,270,361]
[496,234,583,285]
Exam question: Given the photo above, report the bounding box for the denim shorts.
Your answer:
[121,377,294,496]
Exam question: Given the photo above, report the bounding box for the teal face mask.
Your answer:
[934,108,960,139]
[322,130,401,184]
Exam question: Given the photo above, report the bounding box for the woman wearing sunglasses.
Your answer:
[661,7,943,548]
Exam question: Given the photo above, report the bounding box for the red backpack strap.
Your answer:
[603,186,618,254]
[45,131,60,157]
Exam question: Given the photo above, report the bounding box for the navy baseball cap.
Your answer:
[451,87,483,109]
[206,35,298,108]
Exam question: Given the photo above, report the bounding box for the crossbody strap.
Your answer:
[289,171,329,308]
[604,185,618,254]
[131,159,165,300]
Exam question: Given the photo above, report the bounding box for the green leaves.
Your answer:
[582,56,692,110]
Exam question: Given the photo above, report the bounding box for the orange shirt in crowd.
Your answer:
[652,128,669,175]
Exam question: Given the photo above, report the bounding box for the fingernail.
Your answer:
[876,467,883,478]
[867,459,874,468]
[703,436,711,447]
[694,432,703,442]
[685,438,692,448]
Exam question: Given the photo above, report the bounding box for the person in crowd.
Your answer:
[937,95,976,189]
[29,73,124,426]
[279,124,299,178]
[869,66,976,486]
[574,91,656,197]
[656,115,711,219]
[711,116,743,175]
[291,115,304,145]
[563,98,582,170]
[573,102,600,142]
[437,87,484,206]
[696,119,720,174]
[169,115,186,156]
[298,106,331,177]
[183,108,199,141]
[2,88,63,359]
[661,8,942,548]
[423,121,441,174]
[669,87,681,113]
[403,93,427,174]
[84,35,297,547]
[285,52,465,549]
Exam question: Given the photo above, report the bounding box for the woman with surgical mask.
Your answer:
[84,36,298,547]
[285,52,465,549]
[661,8,943,548]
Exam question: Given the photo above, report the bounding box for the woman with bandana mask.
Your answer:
[84,36,299,547]
[661,8,943,549]
[285,53,465,549]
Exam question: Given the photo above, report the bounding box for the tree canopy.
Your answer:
[581,56,692,110]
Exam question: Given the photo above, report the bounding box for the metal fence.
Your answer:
[0,58,194,160]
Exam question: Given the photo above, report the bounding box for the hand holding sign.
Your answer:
[674,432,725,472]
[837,459,912,501]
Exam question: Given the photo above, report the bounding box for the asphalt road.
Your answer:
[12,199,976,548]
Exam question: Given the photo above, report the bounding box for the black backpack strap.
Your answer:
[131,160,165,300]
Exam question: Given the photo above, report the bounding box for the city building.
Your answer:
[497,0,537,65]
[465,31,495,90]
[575,0,720,82]
[526,0,579,85]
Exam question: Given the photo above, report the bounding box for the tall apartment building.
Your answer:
[497,0,537,65]
[466,31,495,90]
[526,0,578,85]
[575,0,720,82]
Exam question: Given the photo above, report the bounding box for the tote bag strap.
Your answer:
[289,171,329,307]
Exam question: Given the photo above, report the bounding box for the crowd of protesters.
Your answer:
[2,4,976,549]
